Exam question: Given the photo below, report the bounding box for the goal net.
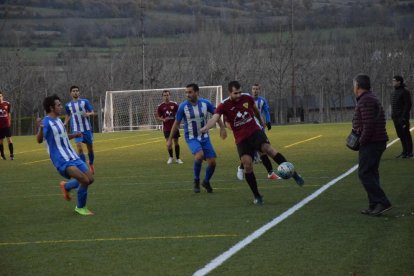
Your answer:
[102,86,222,132]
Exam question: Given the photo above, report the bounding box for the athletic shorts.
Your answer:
[74,130,93,144]
[0,127,11,139]
[186,137,216,159]
[236,129,270,158]
[57,159,89,179]
[163,130,180,139]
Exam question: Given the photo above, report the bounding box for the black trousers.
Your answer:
[393,119,413,154]
[358,142,391,208]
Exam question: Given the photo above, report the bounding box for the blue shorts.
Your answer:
[57,159,89,179]
[74,130,93,144]
[186,138,216,159]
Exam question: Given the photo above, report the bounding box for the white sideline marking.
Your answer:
[193,133,408,276]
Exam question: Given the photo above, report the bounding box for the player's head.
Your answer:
[392,75,405,88]
[43,94,62,115]
[70,85,80,99]
[251,83,260,98]
[162,90,171,102]
[353,74,370,96]
[185,83,199,103]
[228,81,242,102]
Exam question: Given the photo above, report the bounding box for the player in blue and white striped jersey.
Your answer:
[167,83,227,193]
[64,85,95,174]
[36,94,94,216]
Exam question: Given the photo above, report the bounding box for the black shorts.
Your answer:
[0,127,11,139]
[236,129,270,158]
[163,130,180,139]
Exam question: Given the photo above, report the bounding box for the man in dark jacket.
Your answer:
[391,75,413,158]
[352,74,392,216]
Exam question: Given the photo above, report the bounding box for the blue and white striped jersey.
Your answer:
[65,99,93,133]
[254,96,271,126]
[42,116,80,169]
[176,98,215,141]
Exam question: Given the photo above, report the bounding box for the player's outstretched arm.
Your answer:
[35,118,44,143]
[200,114,221,133]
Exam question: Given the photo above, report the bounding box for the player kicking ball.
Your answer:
[36,94,94,216]
[201,81,304,205]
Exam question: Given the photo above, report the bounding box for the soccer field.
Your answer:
[1,123,413,275]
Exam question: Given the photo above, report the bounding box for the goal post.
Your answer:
[102,86,222,132]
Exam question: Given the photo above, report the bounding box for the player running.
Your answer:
[201,81,304,205]
[167,83,227,193]
[36,94,94,216]
[64,85,95,174]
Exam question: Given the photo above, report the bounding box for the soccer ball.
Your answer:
[277,162,295,179]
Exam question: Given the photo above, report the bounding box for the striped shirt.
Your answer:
[65,99,93,132]
[254,96,271,124]
[176,98,215,141]
[42,116,80,169]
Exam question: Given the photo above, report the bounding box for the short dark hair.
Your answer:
[43,94,61,113]
[162,90,170,96]
[228,81,241,92]
[70,85,79,92]
[186,83,199,92]
[393,75,404,83]
[353,74,371,90]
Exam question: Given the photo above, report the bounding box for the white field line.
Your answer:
[193,130,411,276]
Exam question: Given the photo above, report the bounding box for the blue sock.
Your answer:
[79,153,86,162]
[204,165,216,182]
[194,159,202,181]
[66,179,79,190]
[88,152,94,164]
[77,186,88,208]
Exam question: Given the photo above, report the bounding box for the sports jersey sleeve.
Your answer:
[175,102,185,122]
[65,104,71,116]
[157,105,162,117]
[84,99,93,112]
[215,103,225,115]
[205,100,215,114]
[42,117,50,139]
[262,98,271,123]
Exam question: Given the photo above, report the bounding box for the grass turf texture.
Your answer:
[0,123,413,275]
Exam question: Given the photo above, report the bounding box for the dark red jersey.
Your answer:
[0,101,11,128]
[157,101,178,132]
[215,94,261,144]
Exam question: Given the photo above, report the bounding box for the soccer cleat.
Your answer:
[292,173,305,186]
[74,206,94,216]
[176,159,184,164]
[167,157,173,164]
[59,181,71,201]
[237,166,244,181]
[89,163,95,174]
[202,180,213,193]
[253,195,264,205]
[1,156,5,160]
[193,180,200,193]
[402,153,413,159]
[267,172,282,180]
[10,155,14,160]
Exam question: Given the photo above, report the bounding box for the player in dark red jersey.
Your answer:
[0,91,14,160]
[201,81,304,205]
[156,90,183,164]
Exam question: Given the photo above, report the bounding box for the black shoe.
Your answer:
[193,180,200,193]
[370,203,392,216]
[10,155,14,160]
[253,195,264,205]
[201,180,213,193]
[402,153,413,159]
[395,152,405,158]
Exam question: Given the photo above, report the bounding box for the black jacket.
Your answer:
[391,85,412,120]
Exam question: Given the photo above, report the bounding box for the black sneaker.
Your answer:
[370,203,392,216]
[253,195,264,205]
[360,207,374,215]
[193,180,200,193]
[201,180,213,193]
[402,153,413,159]
[10,155,14,160]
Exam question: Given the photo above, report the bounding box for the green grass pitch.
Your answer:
[1,123,413,275]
